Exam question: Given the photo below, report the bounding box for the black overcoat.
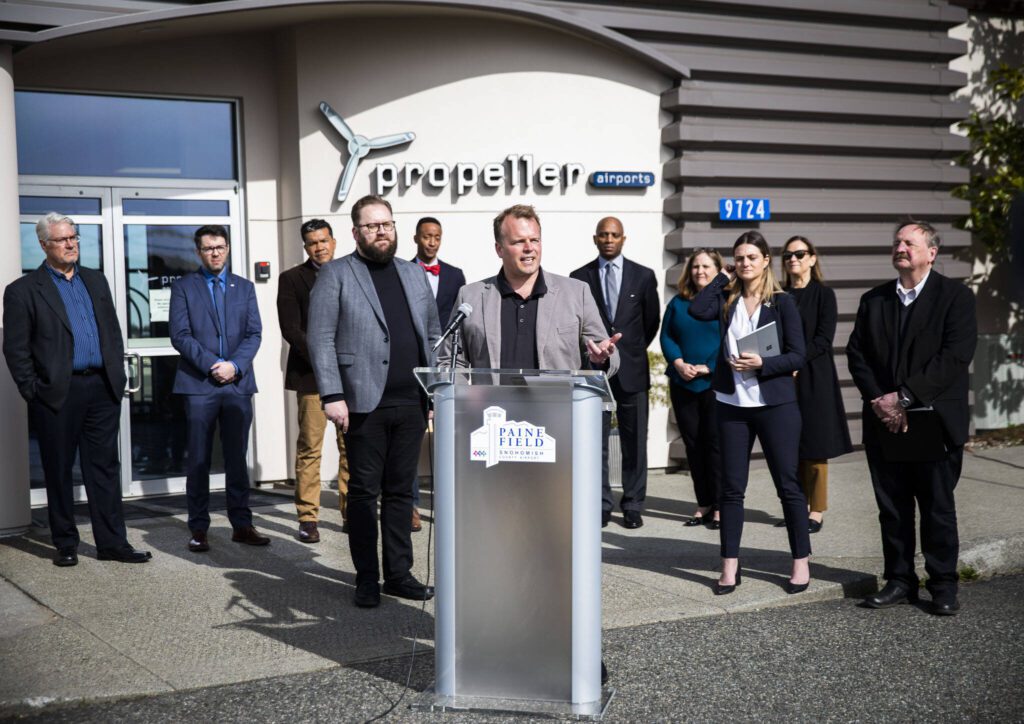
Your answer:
[789,280,852,459]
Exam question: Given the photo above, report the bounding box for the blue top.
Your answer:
[45,264,103,371]
[660,296,719,392]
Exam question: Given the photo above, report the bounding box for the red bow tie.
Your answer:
[419,262,440,276]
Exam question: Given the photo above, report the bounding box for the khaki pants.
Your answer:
[295,392,350,522]
[798,459,828,514]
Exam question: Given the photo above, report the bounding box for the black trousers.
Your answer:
[865,443,962,597]
[718,401,810,559]
[670,385,721,509]
[601,384,649,513]
[31,374,129,552]
[183,392,254,532]
[344,405,427,584]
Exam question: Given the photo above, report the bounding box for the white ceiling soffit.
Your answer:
[2,0,690,80]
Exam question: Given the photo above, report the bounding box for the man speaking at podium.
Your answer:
[439,204,620,374]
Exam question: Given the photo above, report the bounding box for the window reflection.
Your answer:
[20,222,102,274]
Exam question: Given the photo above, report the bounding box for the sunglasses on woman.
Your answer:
[782,250,811,261]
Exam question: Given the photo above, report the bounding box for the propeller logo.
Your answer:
[319,101,415,204]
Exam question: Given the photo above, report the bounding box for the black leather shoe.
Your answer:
[188,530,209,553]
[863,581,918,608]
[706,518,721,530]
[601,510,611,528]
[931,598,961,616]
[54,547,78,567]
[808,518,823,534]
[684,515,704,527]
[785,580,809,595]
[622,510,644,529]
[354,580,381,608]
[714,567,741,595]
[97,546,152,563]
[231,526,270,546]
[383,575,435,601]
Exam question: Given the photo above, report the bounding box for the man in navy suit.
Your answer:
[571,217,660,529]
[409,216,465,531]
[170,225,266,553]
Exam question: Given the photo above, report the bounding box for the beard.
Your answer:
[357,235,397,264]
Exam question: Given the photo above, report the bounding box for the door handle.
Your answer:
[124,353,142,396]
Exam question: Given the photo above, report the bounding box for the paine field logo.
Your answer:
[470,406,556,468]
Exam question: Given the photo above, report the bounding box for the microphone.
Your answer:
[432,302,472,352]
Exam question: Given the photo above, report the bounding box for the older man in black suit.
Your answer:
[278,219,350,543]
[3,213,151,567]
[847,220,977,615]
[571,217,660,529]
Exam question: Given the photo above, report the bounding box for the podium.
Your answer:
[413,368,614,719]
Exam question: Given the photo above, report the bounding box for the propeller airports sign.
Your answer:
[319,101,652,203]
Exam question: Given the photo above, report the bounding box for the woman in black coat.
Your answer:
[781,236,853,534]
[690,231,810,595]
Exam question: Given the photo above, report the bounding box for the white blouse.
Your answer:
[715,299,766,408]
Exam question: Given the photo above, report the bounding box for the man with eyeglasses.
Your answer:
[277,218,350,543]
[170,224,267,554]
[308,195,441,608]
[3,212,151,566]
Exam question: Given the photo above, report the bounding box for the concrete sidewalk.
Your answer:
[1,445,1022,715]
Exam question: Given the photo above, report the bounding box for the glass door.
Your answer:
[18,186,115,507]
[112,187,243,498]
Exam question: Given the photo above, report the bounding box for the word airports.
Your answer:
[374,154,585,197]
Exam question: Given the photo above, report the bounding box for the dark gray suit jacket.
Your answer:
[308,252,441,413]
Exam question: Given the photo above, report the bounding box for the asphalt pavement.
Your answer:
[1,444,1023,721]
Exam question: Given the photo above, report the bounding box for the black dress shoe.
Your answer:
[863,581,918,609]
[97,546,152,563]
[601,510,611,528]
[232,526,270,546]
[785,580,809,595]
[705,518,721,530]
[622,510,644,529]
[54,547,78,567]
[714,567,741,595]
[684,515,704,527]
[188,530,209,552]
[383,575,435,601]
[931,598,961,616]
[808,518,823,534]
[354,580,381,608]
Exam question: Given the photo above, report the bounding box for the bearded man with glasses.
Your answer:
[308,195,441,608]
[170,224,267,554]
[3,212,151,567]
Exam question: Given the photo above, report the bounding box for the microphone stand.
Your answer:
[452,326,465,370]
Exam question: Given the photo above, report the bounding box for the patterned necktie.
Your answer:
[213,277,228,358]
[604,262,619,321]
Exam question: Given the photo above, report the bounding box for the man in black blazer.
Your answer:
[2,213,151,566]
[571,217,660,529]
[410,216,465,531]
[278,219,350,543]
[847,220,977,615]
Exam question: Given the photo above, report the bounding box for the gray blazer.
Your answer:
[308,252,441,413]
[438,270,619,376]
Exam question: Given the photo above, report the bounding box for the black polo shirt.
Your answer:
[497,268,548,369]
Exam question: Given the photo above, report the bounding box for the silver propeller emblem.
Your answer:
[319,101,415,203]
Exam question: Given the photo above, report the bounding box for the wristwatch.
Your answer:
[898,389,912,409]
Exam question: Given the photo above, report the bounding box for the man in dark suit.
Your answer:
[3,213,151,566]
[571,217,660,529]
[847,220,977,616]
[277,219,350,543]
[308,195,441,608]
[170,224,267,553]
[409,216,465,531]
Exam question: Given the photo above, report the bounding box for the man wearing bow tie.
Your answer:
[571,217,660,529]
[410,217,465,531]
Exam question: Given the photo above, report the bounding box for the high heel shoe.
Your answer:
[785,580,809,595]
[714,567,741,595]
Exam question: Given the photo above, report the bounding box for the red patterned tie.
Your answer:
[419,262,440,276]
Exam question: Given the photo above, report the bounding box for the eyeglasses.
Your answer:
[200,245,229,256]
[357,221,396,233]
[782,250,810,261]
[47,234,80,245]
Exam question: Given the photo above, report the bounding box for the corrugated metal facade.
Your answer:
[534,0,972,457]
